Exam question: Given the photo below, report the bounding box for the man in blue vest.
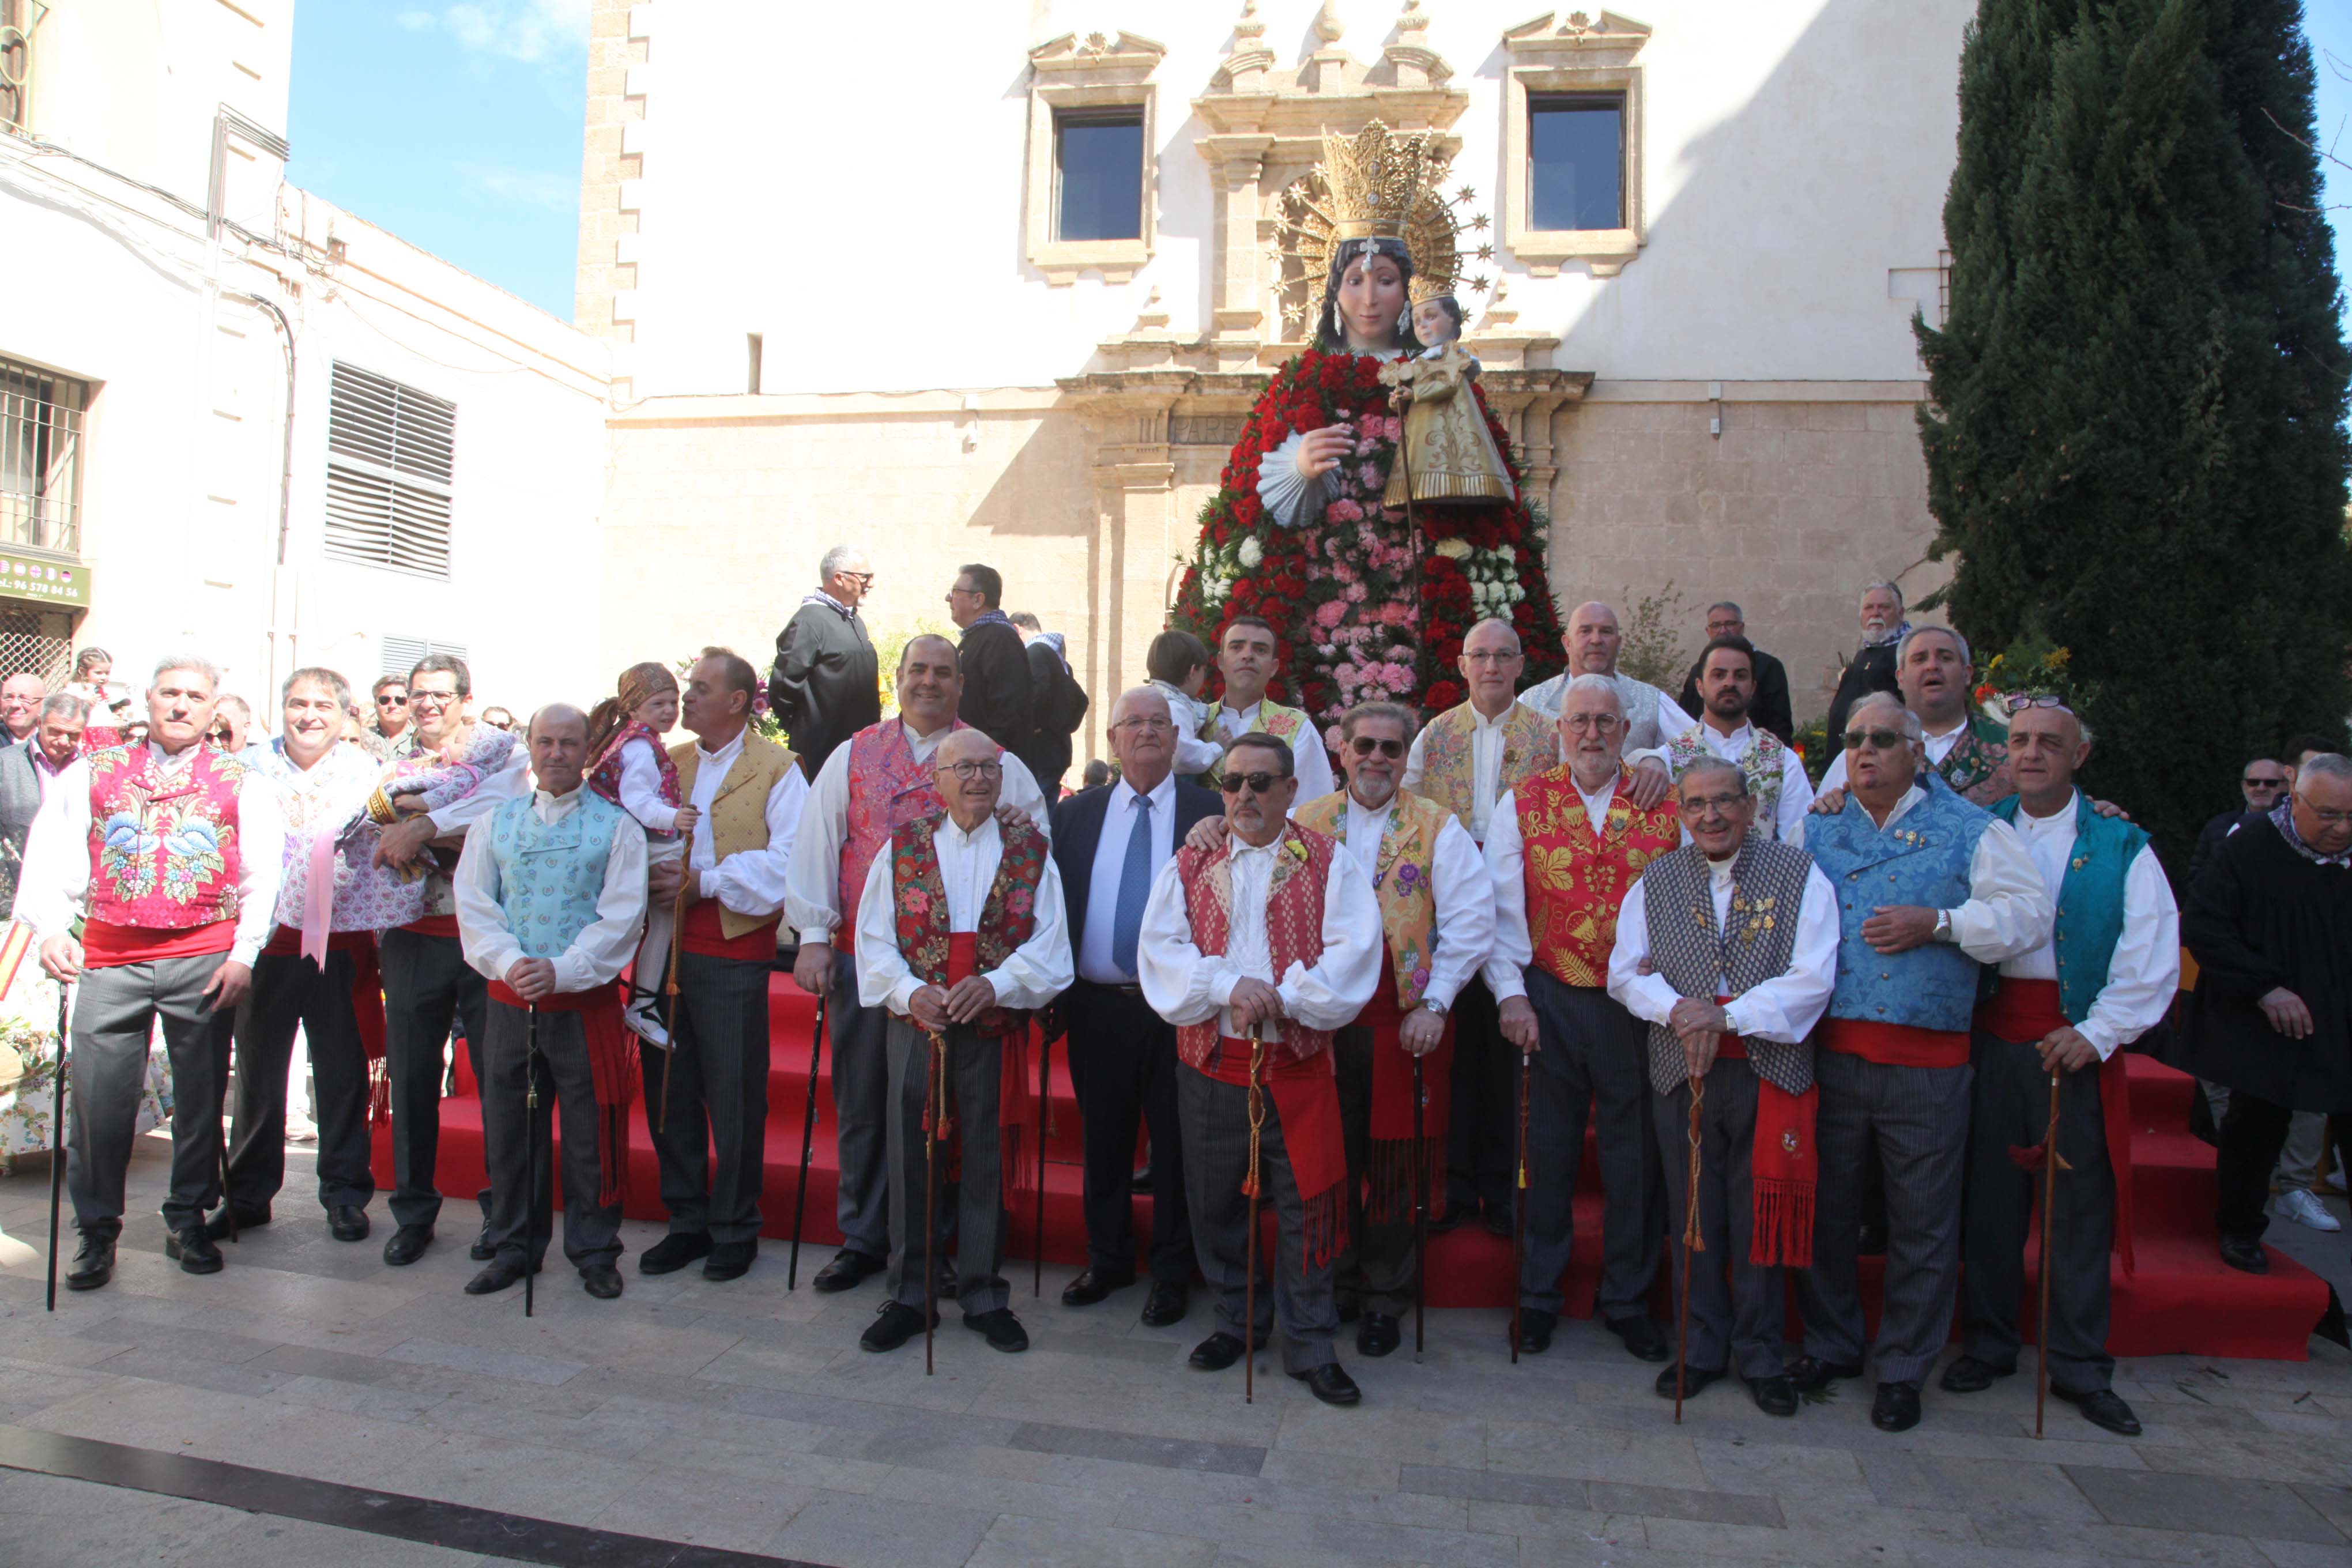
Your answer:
[1793,693,2051,1433]
[1941,699,2175,1437]
[454,704,650,1301]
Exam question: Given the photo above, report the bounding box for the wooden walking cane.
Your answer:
[1034,1024,1051,1297]
[45,986,67,1312]
[2034,1069,2067,1439]
[1512,1047,1531,1365]
[1243,1023,1267,1405]
[1412,1051,1427,1363]
[924,1026,946,1377]
[786,991,826,1290]
[1675,1075,1708,1424]
[657,878,689,1130]
[524,1002,541,1319]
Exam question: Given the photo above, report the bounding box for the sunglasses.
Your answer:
[1843,728,1909,751]
[376,694,408,706]
[1219,771,1287,795]
[2244,775,2287,787]
[1348,737,1405,759]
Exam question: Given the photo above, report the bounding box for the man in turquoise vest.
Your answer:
[454,704,650,1301]
[1793,693,2051,1434]
[1941,700,2176,1438]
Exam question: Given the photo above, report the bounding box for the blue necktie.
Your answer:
[1110,794,1155,979]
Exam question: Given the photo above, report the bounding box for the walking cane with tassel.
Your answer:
[787,991,826,1290]
[1412,1050,1427,1363]
[2034,1069,2067,1439]
[1675,1073,1708,1424]
[523,1002,541,1318]
[45,986,68,1312]
[1242,1022,1267,1405]
[1512,1046,1531,1365]
[924,1025,947,1376]
[656,877,689,1130]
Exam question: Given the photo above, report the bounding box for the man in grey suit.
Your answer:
[0,692,87,915]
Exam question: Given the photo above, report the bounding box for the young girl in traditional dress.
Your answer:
[583,663,699,1045]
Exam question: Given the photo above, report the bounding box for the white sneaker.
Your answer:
[2275,1188,2341,1232]
[624,997,670,1049]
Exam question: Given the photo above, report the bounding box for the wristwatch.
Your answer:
[1932,910,1954,943]
[1422,998,1449,1019]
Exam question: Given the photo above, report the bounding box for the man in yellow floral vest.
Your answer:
[1200,616,1335,807]
[1483,675,1680,1360]
[1296,701,1493,1358]
[1403,616,1556,1235]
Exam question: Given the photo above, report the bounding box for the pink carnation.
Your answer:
[1358,463,1382,489]
[1344,582,1368,604]
[1314,600,1348,630]
[1328,499,1365,524]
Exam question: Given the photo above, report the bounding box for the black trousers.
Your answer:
[380,926,489,1231]
[639,949,772,1245]
[1656,1059,1788,1379]
[1521,973,1664,1318]
[478,1000,622,1270]
[1333,1022,1423,1318]
[1445,975,1513,1218]
[1064,981,1192,1283]
[223,948,375,1217]
[67,955,229,1238]
[2217,1088,2352,1245]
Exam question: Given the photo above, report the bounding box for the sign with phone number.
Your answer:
[0,556,89,608]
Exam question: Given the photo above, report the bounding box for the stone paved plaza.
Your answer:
[5,1136,2352,1567]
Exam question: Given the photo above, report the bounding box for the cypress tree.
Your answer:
[1918,0,2352,870]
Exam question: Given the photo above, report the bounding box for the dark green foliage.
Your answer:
[1918,0,2351,872]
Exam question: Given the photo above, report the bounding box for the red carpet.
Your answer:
[369,979,2328,1360]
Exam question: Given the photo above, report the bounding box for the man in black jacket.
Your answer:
[1676,601,1793,744]
[1824,582,1907,747]
[767,545,880,781]
[2188,751,2300,891]
[947,563,1032,752]
[1009,610,1088,799]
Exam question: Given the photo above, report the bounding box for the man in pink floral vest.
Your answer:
[850,729,1071,1356]
[784,635,1050,1295]
[21,654,286,1292]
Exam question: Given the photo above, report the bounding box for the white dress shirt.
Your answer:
[454,786,650,993]
[613,736,680,833]
[1518,672,1699,755]
[1077,772,1177,983]
[1607,855,1841,1044]
[684,728,809,917]
[1213,699,1336,807]
[1997,791,2180,1058]
[1843,785,2053,963]
[1150,681,1226,777]
[1479,775,1637,1003]
[1817,716,1971,794]
[249,738,388,929]
[1690,719,1815,847]
[783,719,1051,947]
[1137,832,1382,1045]
[19,742,288,968]
[1334,793,1495,1012]
[853,813,1074,1016]
[1400,701,1535,843]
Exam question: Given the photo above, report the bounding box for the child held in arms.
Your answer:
[1145,628,1226,778]
[1378,292,1516,508]
[583,662,698,1045]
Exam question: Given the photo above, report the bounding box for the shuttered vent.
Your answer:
[323,363,456,579]
[381,635,470,682]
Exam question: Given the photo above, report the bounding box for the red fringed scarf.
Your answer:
[1358,955,1452,1227]
[489,980,636,1207]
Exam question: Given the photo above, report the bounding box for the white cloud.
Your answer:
[401,1,587,66]
[458,161,576,212]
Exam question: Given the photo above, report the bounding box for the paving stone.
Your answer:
[1860,1449,2102,1521]
[966,1512,1220,1568]
[1008,1416,1265,1475]
[1586,1479,1784,1527]
[768,1489,998,1568]
[2065,1467,2347,1546]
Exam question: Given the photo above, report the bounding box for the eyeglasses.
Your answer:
[409,688,458,706]
[936,760,1002,781]
[1844,728,1909,751]
[2305,806,2352,827]
[376,693,407,707]
[1348,736,1405,758]
[2003,693,2068,715]
[842,572,875,587]
[1561,714,1622,733]
[1219,771,1287,795]
[1679,792,1747,815]
[1461,650,1519,666]
[1111,715,1175,733]
[2244,775,2287,787]
[206,726,233,743]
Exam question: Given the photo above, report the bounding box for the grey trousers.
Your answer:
[640,950,771,1245]
[1654,1059,1787,1379]
[67,954,229,1238]
[828,948,891,1260]
[380,926,489,1231]
[1333,1023,1419,1319]
[1522,972,1663,1320]
[225,948,375,1216]
[1795,1047,1972,1386]
[478,1000,622,1271]
[884,1016,1007,1315]
[1178,1061,1339,1375]
[1961,1028,2115,1394]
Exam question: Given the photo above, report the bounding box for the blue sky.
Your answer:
[287,3,2351,332]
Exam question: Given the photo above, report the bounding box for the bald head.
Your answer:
[896,634,964,734]
[1566,601,1624,676]
[528,703,591,796]
[1460,618,1525,715]
[934,728,1004,828]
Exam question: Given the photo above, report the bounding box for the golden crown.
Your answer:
[1272,122,1492,334]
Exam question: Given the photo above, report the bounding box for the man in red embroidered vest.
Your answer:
[1139,733,1382,1407]
[22,654,287,1291]
[638,649,809,1285]
[1483,675,1679,1360]
[851,729,1071,1355]
[786,635,1051,1295]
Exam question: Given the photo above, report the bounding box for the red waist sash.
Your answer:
[1818,1017,1972,1069]
[1698,997,1812,1267]
[1206,1035,1346,1204]
[488,978,637,1205]
[1359,954,1454,1142]
[263,926,376,958]
[945,933,1029,1135]
[402,914,462,940]
[81,918,233,968]
[1974,976,2138,1273]
[680,898,779,961]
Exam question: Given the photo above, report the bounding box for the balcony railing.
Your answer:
[0,359,84,557]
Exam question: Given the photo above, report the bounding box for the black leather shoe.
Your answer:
[964,1309,1029,1352]
[1357,1311,1401,1358]
[1188,1330,1264,1371]
[815,1248,885,1294]
[165,1227,224,1275]
[1607,1314,1671,1363]
[382,1224,434,1266]
[1788,1355,1865,1393]
[1748,1374,1799,1417]
[703,1241,756,1282]
[2219,1236,2270,1275]
[1293,1363,1362,1407]
[639,1232,712,1276]
[1871,1380,1923,1433]
[202,1205,269,1242]
[1130,1160,1154,1194]
[328,1205,370,1243]
[1140,1280,1189,1328]
[1483,1205,1514,1238]
[470,1223,496,1262]
[860,1301,937,1353]
[464,1258,529,1295]
[65,1235,115,1292]
[1514,1307,1557,1355]
[2055,1385,2142,1437]
[581,1264,623,1300]
[1060,1265,1134,1306]
[1336,1293,1362,1325]
[1939,1354,2015,1394]
[1654,1363,1725,1400]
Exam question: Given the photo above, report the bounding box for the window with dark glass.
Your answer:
[1053,108,1144,243]
[1529,93,1625,231]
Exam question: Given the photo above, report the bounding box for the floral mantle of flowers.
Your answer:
[1171,348,1566,741]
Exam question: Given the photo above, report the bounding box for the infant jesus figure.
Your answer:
[1377,293,1517,509]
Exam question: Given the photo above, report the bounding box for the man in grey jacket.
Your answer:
[0,691,87,915]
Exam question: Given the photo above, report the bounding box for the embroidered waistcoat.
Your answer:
[672,732,799,938]
[1938,718,2013,806]
[1174,824,1341,1068]
[1638,838,1816,1096]
[1293,789,1450,1010]
[485,793,627,960]
[1665,727,1791,841]
[838,720,987,943]
[87,743,247,930]
[1412,701,1555,839]
[1198,699,1311,785]
[887,812,1049,1038]
[1808,775,1992,1033]
[1989,795,2144,1022]
[257,740,386,932]
[587,723,680,817]
[1514,766,1680,988]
